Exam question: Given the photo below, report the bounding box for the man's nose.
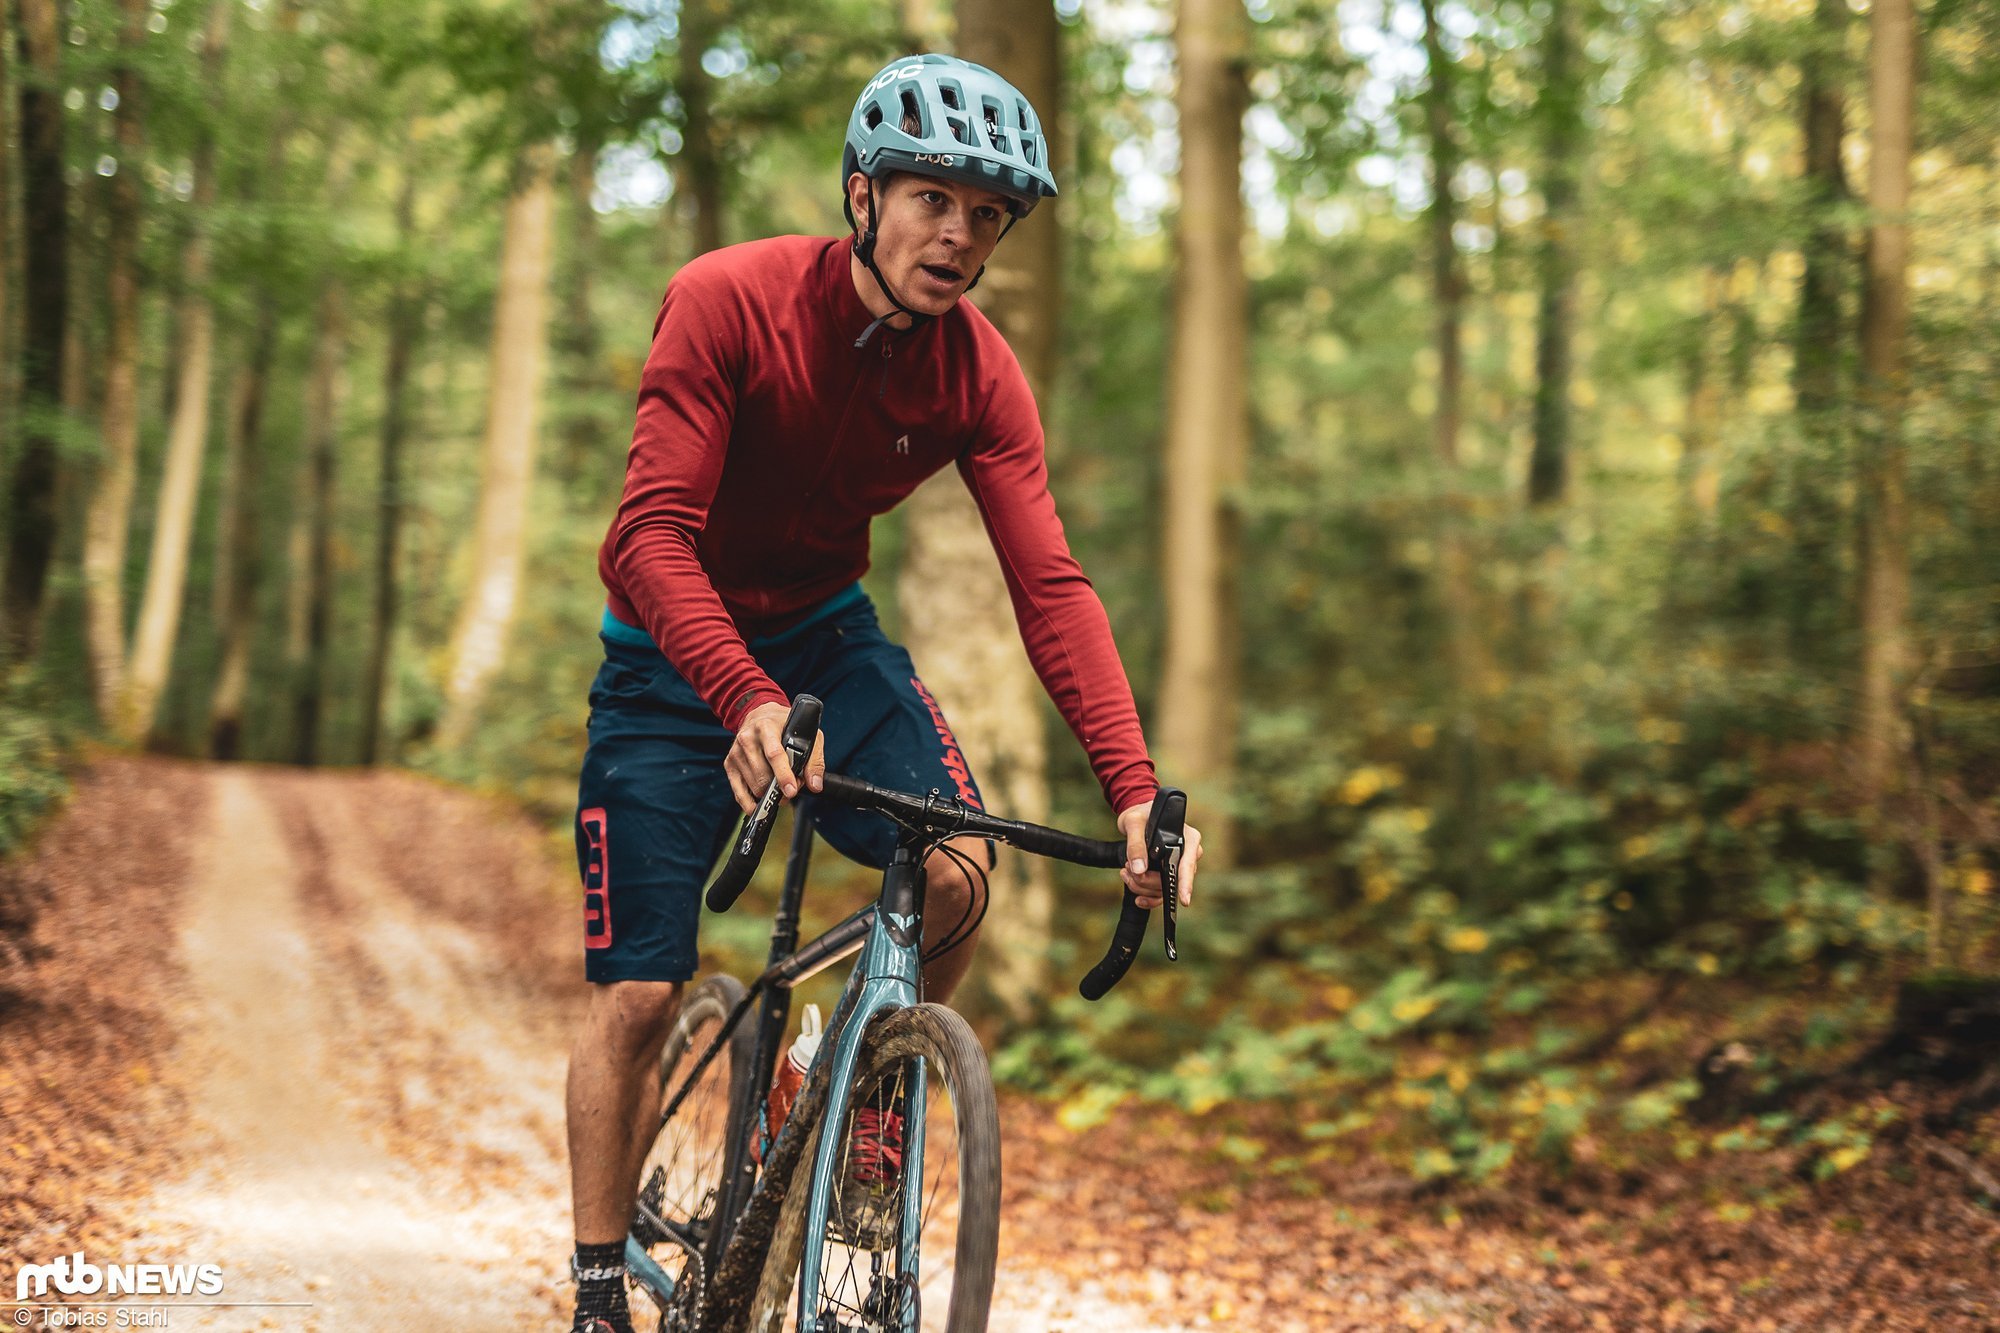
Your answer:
[937,204,973,248]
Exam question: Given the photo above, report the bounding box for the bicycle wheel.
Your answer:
[630,973,756,1331]
[751,1003,1001,1333]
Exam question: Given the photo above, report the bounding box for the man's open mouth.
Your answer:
[921,264,962,283]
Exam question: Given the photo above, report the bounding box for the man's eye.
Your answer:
[921,191,946,205]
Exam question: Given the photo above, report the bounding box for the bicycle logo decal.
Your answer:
[579,807,613,948]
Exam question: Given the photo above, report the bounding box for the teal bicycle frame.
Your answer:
[620,693,1181,1331]
[624,805,946,1332]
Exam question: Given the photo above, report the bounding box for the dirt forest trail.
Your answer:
[11,758,1996,1332]
[2,759,1191,1333]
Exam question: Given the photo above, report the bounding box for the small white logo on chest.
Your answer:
[895,434,910,455]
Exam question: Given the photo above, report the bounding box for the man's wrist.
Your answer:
[724,687,790,732]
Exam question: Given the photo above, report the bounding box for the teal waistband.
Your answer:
[602,582,868,653]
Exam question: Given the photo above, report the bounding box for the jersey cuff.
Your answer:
[723,686,791,732]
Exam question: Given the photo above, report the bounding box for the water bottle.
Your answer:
[754,1004,821,1164]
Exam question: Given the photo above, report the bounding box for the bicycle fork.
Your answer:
[797,843,928,1333]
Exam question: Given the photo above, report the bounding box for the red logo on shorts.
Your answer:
[909,678,982,809]
[579,807,612,948]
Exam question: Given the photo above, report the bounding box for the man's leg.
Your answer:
[566,979,684,1243]
[568,640,735,1331]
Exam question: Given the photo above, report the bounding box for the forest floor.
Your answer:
[0,756,1995,1332]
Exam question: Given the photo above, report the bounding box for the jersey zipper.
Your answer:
[876,333,893,399]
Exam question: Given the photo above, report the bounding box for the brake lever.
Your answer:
[707,695,823,913]
[1144,787,1187,963]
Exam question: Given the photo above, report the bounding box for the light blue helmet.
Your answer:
[842,54,1058,219]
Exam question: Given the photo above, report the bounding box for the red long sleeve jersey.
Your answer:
[598,234,1157,814]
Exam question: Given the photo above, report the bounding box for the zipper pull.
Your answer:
[877,334,893,398]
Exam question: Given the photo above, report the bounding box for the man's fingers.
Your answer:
[805,732,826,793]
[724,762,756,815]
[1179,826,1201,907]
[764,739,799,799]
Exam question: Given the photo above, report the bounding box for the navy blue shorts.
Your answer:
[573,586,985,983]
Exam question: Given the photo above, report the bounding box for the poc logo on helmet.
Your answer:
[914,153,957,166]
[867,64,923,93]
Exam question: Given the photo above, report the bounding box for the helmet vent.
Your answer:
[981,100,1009,153]
[1023,138,1039,167]
[947,115,975,147]
[940,82,962,109]
[864,104,883,130]
[899,88,924,136]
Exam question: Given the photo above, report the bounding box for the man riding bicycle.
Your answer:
[565,54,1204,1333]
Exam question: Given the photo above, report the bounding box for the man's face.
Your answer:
[849,171,1012,316]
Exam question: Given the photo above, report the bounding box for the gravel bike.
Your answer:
[620,695,1186,1333]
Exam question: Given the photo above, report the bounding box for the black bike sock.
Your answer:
[571,1241,632,1333]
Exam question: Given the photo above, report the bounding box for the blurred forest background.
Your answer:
[2,0,1997,1183]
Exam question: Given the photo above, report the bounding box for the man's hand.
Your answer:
[1115,799,1201,911]
[725,702,827,814]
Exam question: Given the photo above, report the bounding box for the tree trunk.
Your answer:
[0,0,16,464]
[1421,0,1488,867]
[289,279,346,765]
[207,299,276,761]
[1786,0,1852,659]
[2,0,67,662]
[557,138,604,482]
[207,73,295,761]
[1526,0,1579,508]
[1855,0,1914,800]
[1795,0,1849,417]
[1681,267,1725,521]
[121,0,231,740]
[898,0,1059,1024]
[1158,0,1249,864]
[677,0,723,256]
[81,0,149,721]
[438,144,557,752]
[360,170,419,767]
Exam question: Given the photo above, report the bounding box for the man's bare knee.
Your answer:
[587,979,684,1055]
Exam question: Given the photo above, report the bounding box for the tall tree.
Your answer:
[122,0,232,739]
[2,0,68,662]
[291,277,347,765]
[1795,0,1849,417]
[438,143,558,751]
[360,168,421,766]
[677,0,724,255]
[1421,0,1489,877]
[556,137,606,482]
[1526,0,1581,508]
[1855,0,1915,799]
[1158,0,1250,862]
[0,0,14,443]
[81,0,149,720]
[208,0,299,760]
[894,0,1060,1023]
[207,301,277,761]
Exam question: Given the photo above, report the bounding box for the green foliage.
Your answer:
[7,0,1998,1189]
[0,672,73,861]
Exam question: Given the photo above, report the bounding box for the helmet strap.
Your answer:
[852,177,934,349]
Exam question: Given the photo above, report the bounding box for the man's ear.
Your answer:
[846,172,871,231]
